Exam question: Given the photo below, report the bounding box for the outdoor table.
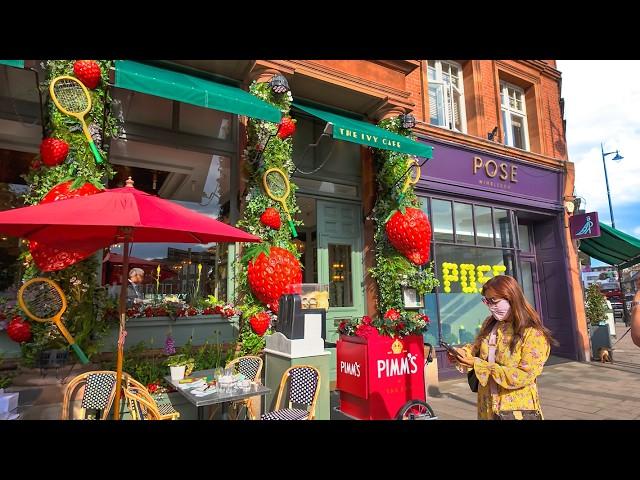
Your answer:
[164,369,271,420]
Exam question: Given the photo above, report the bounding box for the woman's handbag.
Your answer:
[467,369,479,392]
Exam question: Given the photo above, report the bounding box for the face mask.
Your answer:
[488,299,511,321]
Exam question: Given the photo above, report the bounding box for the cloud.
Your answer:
[558,61,640,224]
[634,226,640,237]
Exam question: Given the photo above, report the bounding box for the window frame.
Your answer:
[427,60,467,133]
[500,81,530,151]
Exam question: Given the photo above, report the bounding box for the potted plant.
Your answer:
[166,354,195,381]
[585,283,612,360]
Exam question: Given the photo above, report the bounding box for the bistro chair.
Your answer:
[124,375,180,420]
[225,355,263,420]
[122,386,163,420]
[261,365,321,420]
[62,370,119,420]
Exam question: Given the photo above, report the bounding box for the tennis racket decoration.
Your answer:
[397,157,421,205]
[262,167,298,237]
[18,278,90,364]
[49,75,104,165]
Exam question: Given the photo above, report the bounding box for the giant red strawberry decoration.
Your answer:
[246,245,302,313]
[249,311,271,336]
[385,207,432,265]
[7,316,32,343]
[29,180,103,272]
[277,117,296,139]
[73,60,102,89]
[260,207,282,230]
[40,138,69,167]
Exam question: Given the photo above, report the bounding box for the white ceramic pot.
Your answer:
[170,365,186,381]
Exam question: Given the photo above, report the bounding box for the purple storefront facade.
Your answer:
[416,137,580,379]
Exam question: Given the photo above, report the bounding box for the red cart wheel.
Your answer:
[395,400,436,420]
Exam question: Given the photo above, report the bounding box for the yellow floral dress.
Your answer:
[460,322,550,420]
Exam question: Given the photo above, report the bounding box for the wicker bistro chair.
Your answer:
[226,355,264,420]
[124,376,180,420]
[261,365,321,420]
[123,386,163,420]
[62,370,119,420]
[61,370,179,420]
[208,355,264,420]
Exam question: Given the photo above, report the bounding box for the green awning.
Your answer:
[0,60,25,69]
[293,103,433,158]
[579,223,640,268]
[114,61,282,123]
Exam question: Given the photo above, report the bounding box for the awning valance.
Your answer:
[0,60,25,69]
[292,103,433,158]
[579,222,640,269]
[114,60,282,123]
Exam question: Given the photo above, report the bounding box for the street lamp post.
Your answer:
[601,143,627,324]
[601,142,623,229]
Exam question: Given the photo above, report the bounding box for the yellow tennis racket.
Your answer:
[49,75,104,165]
[262,167,297,237]
[18,277,90,364]
[398,157,421,204]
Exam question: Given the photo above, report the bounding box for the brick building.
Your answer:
[0,60,588,378]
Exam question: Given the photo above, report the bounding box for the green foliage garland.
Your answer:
[16,60,121,366]
[235,82,302,355]
[369,116,439,332]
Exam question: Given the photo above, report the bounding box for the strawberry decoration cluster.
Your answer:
[13,60,121,367]
[235,80,302,354]
[368,116,439,336]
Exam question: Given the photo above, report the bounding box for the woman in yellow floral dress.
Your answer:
[448,275,557,420]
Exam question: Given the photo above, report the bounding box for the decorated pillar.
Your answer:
[368,112,439,333]
[14,60,120,365]
[236,73,303,355]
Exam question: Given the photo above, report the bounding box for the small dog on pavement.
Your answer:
[598,347,612,363]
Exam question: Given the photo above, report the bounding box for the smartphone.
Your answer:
[440,340,463,357]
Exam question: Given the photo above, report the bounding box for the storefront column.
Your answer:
[563,161,590,361]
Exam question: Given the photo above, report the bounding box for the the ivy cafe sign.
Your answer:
[336,127,404,149]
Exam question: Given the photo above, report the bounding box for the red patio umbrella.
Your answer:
[0,178,260,418]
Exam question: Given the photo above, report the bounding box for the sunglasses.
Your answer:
[481,296,504,306]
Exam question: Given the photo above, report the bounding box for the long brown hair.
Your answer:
[471,274,558,354]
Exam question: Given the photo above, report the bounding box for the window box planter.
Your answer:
[101,315,239,352]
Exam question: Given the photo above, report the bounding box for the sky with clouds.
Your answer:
[557,61,640,241]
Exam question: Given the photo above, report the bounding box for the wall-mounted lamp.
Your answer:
[269,74,290,94]
[399,113,416,129]
[487,126,499,141]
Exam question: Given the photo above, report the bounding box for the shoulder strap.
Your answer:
[487,323,499,396]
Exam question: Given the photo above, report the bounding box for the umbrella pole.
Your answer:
[113,238,131,420]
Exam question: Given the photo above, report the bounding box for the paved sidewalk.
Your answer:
[425,323,640,420]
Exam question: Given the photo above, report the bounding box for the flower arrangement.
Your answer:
[338,309,430,339]
[125,296,239,320]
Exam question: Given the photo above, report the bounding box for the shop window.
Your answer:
[494,208,513,248]
[328,243,353,307]
[500,81,529,151]
[0,148,31,297]
[107,146,233,303]
[454,202,474,244]
[474,205,494,247]
[178,103,232,140]
[518,223,532,252]
[436,244,515,345]
[431,198,454,242]
[427,60,467,133]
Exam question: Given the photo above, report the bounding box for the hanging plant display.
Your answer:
[369,117,439,323]
[236,80,301,355]
[14,60,121,367]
